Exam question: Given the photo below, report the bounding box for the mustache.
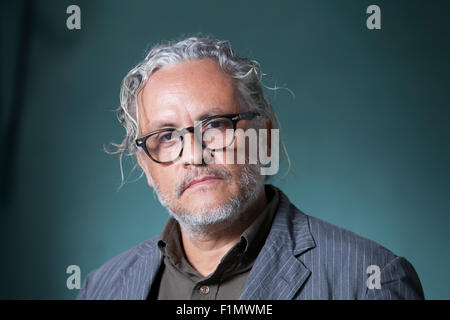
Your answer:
[175,166,233,197]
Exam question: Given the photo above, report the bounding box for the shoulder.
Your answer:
[76,236,160,300]
[298,212,424,299]
[274,187,398,267]
[274,188,424,299]
[306,214,398,267]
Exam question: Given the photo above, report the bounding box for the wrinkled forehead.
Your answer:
[137,59,244,133]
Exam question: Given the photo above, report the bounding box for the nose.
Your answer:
[180,131,204,165]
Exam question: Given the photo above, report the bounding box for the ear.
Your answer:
[136,151,154,188]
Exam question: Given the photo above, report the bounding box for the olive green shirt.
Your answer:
[152,184,280,300]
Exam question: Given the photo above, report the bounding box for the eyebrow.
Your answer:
[148,107,227,132]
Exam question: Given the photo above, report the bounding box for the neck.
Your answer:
[180,186,267,277]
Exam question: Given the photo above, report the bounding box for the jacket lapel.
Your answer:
[119,238,163,300]
[240,189,316,300]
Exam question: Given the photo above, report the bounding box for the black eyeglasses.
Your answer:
[135,111,261,164]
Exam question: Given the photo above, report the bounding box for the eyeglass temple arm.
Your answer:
[237,111,261,120]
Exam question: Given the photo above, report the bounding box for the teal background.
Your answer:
[1,0,449,299]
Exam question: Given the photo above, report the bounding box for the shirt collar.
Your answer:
[240,184,279,254]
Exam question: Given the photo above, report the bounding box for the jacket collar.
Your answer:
[119,237,163,300]
[240,187,316,299]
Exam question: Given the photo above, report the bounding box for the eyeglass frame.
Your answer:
[135,111,261,164]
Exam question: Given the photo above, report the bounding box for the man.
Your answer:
[77,36,424,300]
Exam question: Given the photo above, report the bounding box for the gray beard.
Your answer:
[150,164,263,236]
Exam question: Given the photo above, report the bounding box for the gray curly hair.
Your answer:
[104,35,291,189]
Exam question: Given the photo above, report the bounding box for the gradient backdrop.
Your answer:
[1,0,449,299]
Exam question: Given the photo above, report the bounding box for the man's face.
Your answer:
[136,59,265,232]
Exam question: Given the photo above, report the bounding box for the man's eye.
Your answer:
[205,120,227,129]
[159,133,174,142]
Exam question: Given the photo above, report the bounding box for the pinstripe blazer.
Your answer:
[77,187,424,300]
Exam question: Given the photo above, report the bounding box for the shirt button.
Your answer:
[199,285,210,295]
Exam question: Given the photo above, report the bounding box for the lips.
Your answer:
[184,176,221,192]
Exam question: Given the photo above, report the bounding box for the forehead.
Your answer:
[138,59,241,132]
